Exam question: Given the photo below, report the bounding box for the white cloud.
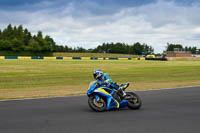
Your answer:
[0,0,200,53]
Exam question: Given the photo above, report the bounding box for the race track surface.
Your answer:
[0,86,200,133]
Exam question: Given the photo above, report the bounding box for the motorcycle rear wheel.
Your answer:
[126,92,142,110]
[88,95,106,112]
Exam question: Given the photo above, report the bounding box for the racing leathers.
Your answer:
[96,73,126,97]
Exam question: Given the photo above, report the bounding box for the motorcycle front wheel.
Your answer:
[126,92,142,110]
[88,95,106,112]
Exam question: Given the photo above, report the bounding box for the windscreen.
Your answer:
[89,81,96,88]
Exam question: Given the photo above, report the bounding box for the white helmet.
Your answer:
[93,69,103,80]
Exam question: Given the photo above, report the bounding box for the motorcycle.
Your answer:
[87,81,142,112]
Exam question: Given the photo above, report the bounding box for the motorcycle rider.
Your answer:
[93,69,126,97]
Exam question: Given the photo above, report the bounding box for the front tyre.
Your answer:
[88,95,106,112]
[126,92,142,110]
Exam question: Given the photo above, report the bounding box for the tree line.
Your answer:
[91,42,154,55]
[0,24,154,55]
[166,43,200,54]
[0,24,56,53]
[55,42,154,55]
[1,24,199,55]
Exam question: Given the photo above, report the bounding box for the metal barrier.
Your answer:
[90,57,98,60]
[5,56,18,59]
[145,58,167,61]
[72,57,81,60]
[108,57,118,60]
[1,56,170,61]
[31,56,44,59]
[56,57,63,60]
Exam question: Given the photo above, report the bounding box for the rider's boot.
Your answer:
[118,87,126,98]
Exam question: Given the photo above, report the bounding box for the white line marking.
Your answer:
[0,85,199,102]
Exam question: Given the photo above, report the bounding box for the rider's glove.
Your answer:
[96,82,107,87]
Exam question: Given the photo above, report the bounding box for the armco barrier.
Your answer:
[18,56,31,60]
[0,56,151,61]
[118,58,129,60]
[63,57,72,60]
[72,57,81,60]
[44,57,56,60]
[98,58,104,60]
[0,56,4,59]
[109,57,118,60]
[145,58,167,61]
[82,57,90,60]
[132,57,138,60]
[31,56,44,59]
[140,57,145,60]
[5,56,18,59]
[90,57,98,60]
[56,57,63,60]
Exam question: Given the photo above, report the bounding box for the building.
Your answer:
[166,51,192,57]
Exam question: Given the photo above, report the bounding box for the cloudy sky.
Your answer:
[0,0,200,53]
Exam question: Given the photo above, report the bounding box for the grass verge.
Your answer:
[0,60,200,100]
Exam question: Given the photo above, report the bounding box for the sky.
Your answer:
[0,0,200,53]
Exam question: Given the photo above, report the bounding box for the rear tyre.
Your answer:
[126,92,142,110]
[88,95,106,112]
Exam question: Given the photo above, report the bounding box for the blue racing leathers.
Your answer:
[96,73,119,90]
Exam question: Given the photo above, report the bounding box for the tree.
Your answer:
[0,29,2,40]
[44,35,56,51]
[191,47,197,54]
[0,24,60,53]
[16,25,24,40]
[27,39,41,52]
[2,24,13,40]
[131,42,144,55]
[11,38,24,51]
[91,42,153,55]
[0,40,11,50]
[24,28,32,46]
[0,24,157,54]
[166,43,183,51]
[143,44,153,55]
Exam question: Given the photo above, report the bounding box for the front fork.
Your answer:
[95,95,100,102]
[94,94,118,110]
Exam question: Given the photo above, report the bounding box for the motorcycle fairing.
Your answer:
[88,81,129,110]
[94,87,120,110]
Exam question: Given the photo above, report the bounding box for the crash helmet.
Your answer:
[93,69,104,80]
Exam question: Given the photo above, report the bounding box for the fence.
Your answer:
[0,56,167,61]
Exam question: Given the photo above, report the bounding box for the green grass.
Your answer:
[0,60,200,100]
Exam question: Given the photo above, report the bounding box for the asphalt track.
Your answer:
[0,86,200,133]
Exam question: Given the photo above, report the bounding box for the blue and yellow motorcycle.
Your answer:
[87,81,142,112]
